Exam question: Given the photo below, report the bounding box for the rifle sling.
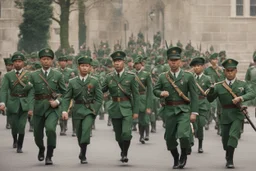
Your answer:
[12,71,27,88]
[222,82,238,98]
[111,76,131,100]
[195,81,207,96]
[135,74,146,90]
[39,74,55,94]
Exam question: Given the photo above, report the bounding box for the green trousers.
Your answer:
[221,119,243,150]
[193,111,207,140]
[33,113,58,149]
[112,115,133,142]
[10,110,28,135]
[164,113,190,150]
[74,114,95,145]
[138,111,150,126]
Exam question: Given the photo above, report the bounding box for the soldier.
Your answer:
[204,53,225,134]
[62,56,103,164]
[133,57,153,144]
[56,56,76,136]
[102,51,139,163]
[207,59,255,168]
[245,53,256,107]
[30,48,67,165]
[189,57,211,153]
[153,47,198,169]
[0,52,34,153]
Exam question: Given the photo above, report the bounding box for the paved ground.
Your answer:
[0,107,256,171]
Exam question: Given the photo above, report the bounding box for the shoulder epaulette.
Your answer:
[215,81,224,85]
[127,71,135,75]
[90,75,98,80]
[69,76,78,81]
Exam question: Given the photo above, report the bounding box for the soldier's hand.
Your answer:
[146,108,151,115]
[160,91,169,97]
[28,110,33,116]
[49,100,59,108]
[133,113,139,119]
[62,112,69,120]
[232,96,242,104]
[190,113,197,123]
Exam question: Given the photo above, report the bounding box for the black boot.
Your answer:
[139,125,145,144]
[72,120,76,137]
[79,143,88,164]
[45,146,54,165]
[12,134,17,148]
[226,146,235,168]
[60,121,66,136]
[132,123,137,131]
[151,122,156,133]
[64,120,68,131]
[118,142,123,161]
[17,134,24,153]
[28,116,34,132]
[38,147,45,161]
[144,125,149,141]
[179,148,187,169]
[170,148,180,169]
[198,139,204,153]
[121,141,130,163]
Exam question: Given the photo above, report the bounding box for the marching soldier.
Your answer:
[153,47,198,169]
[62,56,103,164]
[0,52,34,153]
[3,58,13,129]
[134,57,153,144]
[102,51,140,163]
[56,56,76,136]
[207,59,255,168]
[30,48,67,165]
[245,53,256,107]
[189,57,211,153]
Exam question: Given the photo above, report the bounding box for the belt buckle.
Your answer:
[117,97,121,102]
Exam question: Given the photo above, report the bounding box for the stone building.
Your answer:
[1,0,256,78]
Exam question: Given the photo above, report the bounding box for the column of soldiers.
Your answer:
[0,36,256,169]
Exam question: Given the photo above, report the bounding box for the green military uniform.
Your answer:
[190,57,211,153]
[102,51,140,163]
[62,56,103,164]
[134,57,153,144]
[207,58,255,168]
[204,53,225,134]
[30,48,67,165]
[153,47,199,169]
[56,56,76,136]
[2,58,13,129]
[0,53,34,153]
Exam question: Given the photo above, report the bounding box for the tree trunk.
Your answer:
[78,0,86,48]
[59,0,70,52]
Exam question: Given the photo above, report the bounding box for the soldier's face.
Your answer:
[6,64,13,72]
[134,63,142,71]
[40,57,53,69]
[114,59,124,72]
[168,59,181,72]
[193,64,204,75]
[13,60,24,70]
[58,61,67,68]
[224,68,237,80]
[67,60,73,65]
[78,63,91,76]
[210,59,218,66]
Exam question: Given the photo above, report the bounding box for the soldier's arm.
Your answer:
[56,73,67,104]
[0,75,10,105]
[93,79,103,114]
[245,68,251,82]
[241,81,256,102]
[146,73,153,109]
[27,74,35,111]
[131,75,140,114]
[101,76,109,93]
[206,84,218,103]
[153,74,163,98]
[62,82,73,112]
[188,74,199,113]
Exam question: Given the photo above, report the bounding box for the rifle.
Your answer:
[93,43,97,53]
[165,40,168,49]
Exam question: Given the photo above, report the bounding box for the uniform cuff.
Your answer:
[55,100,60,105]
[191,112,199,115]
[0,103,5,107]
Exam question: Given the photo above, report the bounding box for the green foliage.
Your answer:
[17,0,53,53]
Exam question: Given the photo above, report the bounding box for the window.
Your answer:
[0,1,1,18]
[250,0,256,16]
[236,0,244,16]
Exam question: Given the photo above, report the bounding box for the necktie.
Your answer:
[82,78,84,82]
[117,73,120,78]
[197,76,200,81]
[229,81,232,87]
[174,72,176,78]
[44,71,48,78]
[16,71,19,76]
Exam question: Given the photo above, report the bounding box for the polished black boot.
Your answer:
[198,139,204,153]
[144,125,150,141]
[79,143,88,164]
[17,134,24,153]
[139,125,145,144]
[121,141,130,163]
[38,147,45,161]
[118,142,123,161]
[170,148,179,169]
[226,146,235,169]
[72,120,76,137]
[12,134,17,148]
[179,148,187,169]
[45,146,54,165]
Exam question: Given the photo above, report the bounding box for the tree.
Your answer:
[78,0,86,48]
[16,0,53,53]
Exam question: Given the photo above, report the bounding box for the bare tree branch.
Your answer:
[70,0,77,5]
[70,8,78,13]
[52,0,60,5]
[51,16,61,24]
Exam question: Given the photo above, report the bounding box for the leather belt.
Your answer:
[139,92,146,95]
[199,95,205,99]
[112,97,129,102]
[166,100,188,106]
[11,94,27,97]
[222,104,237,109]
[75,100,93,104]
[34,94,51,100]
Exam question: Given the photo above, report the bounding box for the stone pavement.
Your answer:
[0,107,256,171]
